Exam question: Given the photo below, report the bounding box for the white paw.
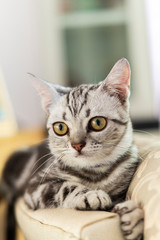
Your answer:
[73,189,112,210]
[63,189,112,210]
[114,200,144,240]
[24,192,37,210]
[85,190,112,210]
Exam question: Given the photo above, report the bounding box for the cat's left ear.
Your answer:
[101,58,130,102]
[28,73,71,114]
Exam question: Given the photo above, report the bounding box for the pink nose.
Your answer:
[72,142,86,152]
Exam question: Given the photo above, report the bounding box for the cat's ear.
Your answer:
[28,73,71,114]
[52,84,72,96]
[102,58,130,102]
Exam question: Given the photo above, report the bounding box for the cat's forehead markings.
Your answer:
[66,85,90,117]
[86,108,91,118]
[62,112,67,121]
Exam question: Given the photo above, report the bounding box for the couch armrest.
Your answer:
[127,133,160,240]
[15,198,124,240]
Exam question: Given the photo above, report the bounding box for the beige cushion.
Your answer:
[127,133,160,240]
[15,199,123,240]
[15,133,160,240]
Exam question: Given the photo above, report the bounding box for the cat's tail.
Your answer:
[0,171,17,240]
[6,198,16,240]
[0,181,17,240]
[0,181,4,200]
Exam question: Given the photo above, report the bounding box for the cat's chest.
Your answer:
[57,168,117,192]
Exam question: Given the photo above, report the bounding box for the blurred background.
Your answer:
[0,0,160,134]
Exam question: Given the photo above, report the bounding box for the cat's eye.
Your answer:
[53,122,68,136]
[88,117,107,131]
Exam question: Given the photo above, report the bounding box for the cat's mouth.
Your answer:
[75,151,85,157]
[74,149,92,158]
[74,150,95,158]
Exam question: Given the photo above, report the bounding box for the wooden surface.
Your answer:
[0,128,46,240]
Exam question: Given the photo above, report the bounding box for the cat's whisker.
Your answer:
[30,153,52,173]
[31,156,54,177]
[39,162,55,186]
[133,129,155,137]
[39,154,65,185]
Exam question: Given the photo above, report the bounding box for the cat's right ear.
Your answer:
[100,58,130,103]
[28,73,61,114]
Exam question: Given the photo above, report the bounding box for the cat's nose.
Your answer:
[71,142,86,152]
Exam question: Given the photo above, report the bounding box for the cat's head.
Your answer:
[30,58,132,169]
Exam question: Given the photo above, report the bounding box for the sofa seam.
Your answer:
[16,203,80,240]
[79,215,118,239]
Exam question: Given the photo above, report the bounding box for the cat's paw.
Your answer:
[113,200,144,240]
[72,189,112,210]
[24,191,38,210]
[24,189,45,210]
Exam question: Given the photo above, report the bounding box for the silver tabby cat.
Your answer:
[2,58,143,240]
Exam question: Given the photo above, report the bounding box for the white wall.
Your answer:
[0,0,45,128]
[145,0,160,119]
[0,0,65,129]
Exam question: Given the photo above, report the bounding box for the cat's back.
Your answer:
[2,140,50,200]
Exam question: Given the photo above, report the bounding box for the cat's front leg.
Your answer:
[60,182,112,210]
[113,200,144,240]
[23,175,65,210]
[24,175,112,210]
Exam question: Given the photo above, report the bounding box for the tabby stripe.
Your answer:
[71,91,77,116]
[84,197,91,209]
[66,92,74,116]
[66,92,70,105]
[27,180,40,194]
[110,121,128,153]
[38,177,66,186]
[59,165,96,182]
[78,90,89,114]
[86,108,91,118]
[97,196,101,210]
[111,119,128,125]
[75,188,88,197]
[69,106,74,116]
[108,161,139,199]
[111,191,126,203]
[106,149,132,178]
[70,185,77,193]
[62,186,70,201]
[59,149,131,183]
[88,85,100,91]
[42,186,56,206]
[62,112,66,121]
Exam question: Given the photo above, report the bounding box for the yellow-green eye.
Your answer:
[53,122,68,136]
[88,117,107,131]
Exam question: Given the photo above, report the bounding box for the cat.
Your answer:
[1,58,144,240]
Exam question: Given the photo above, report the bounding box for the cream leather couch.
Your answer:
[14,133,160,240]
